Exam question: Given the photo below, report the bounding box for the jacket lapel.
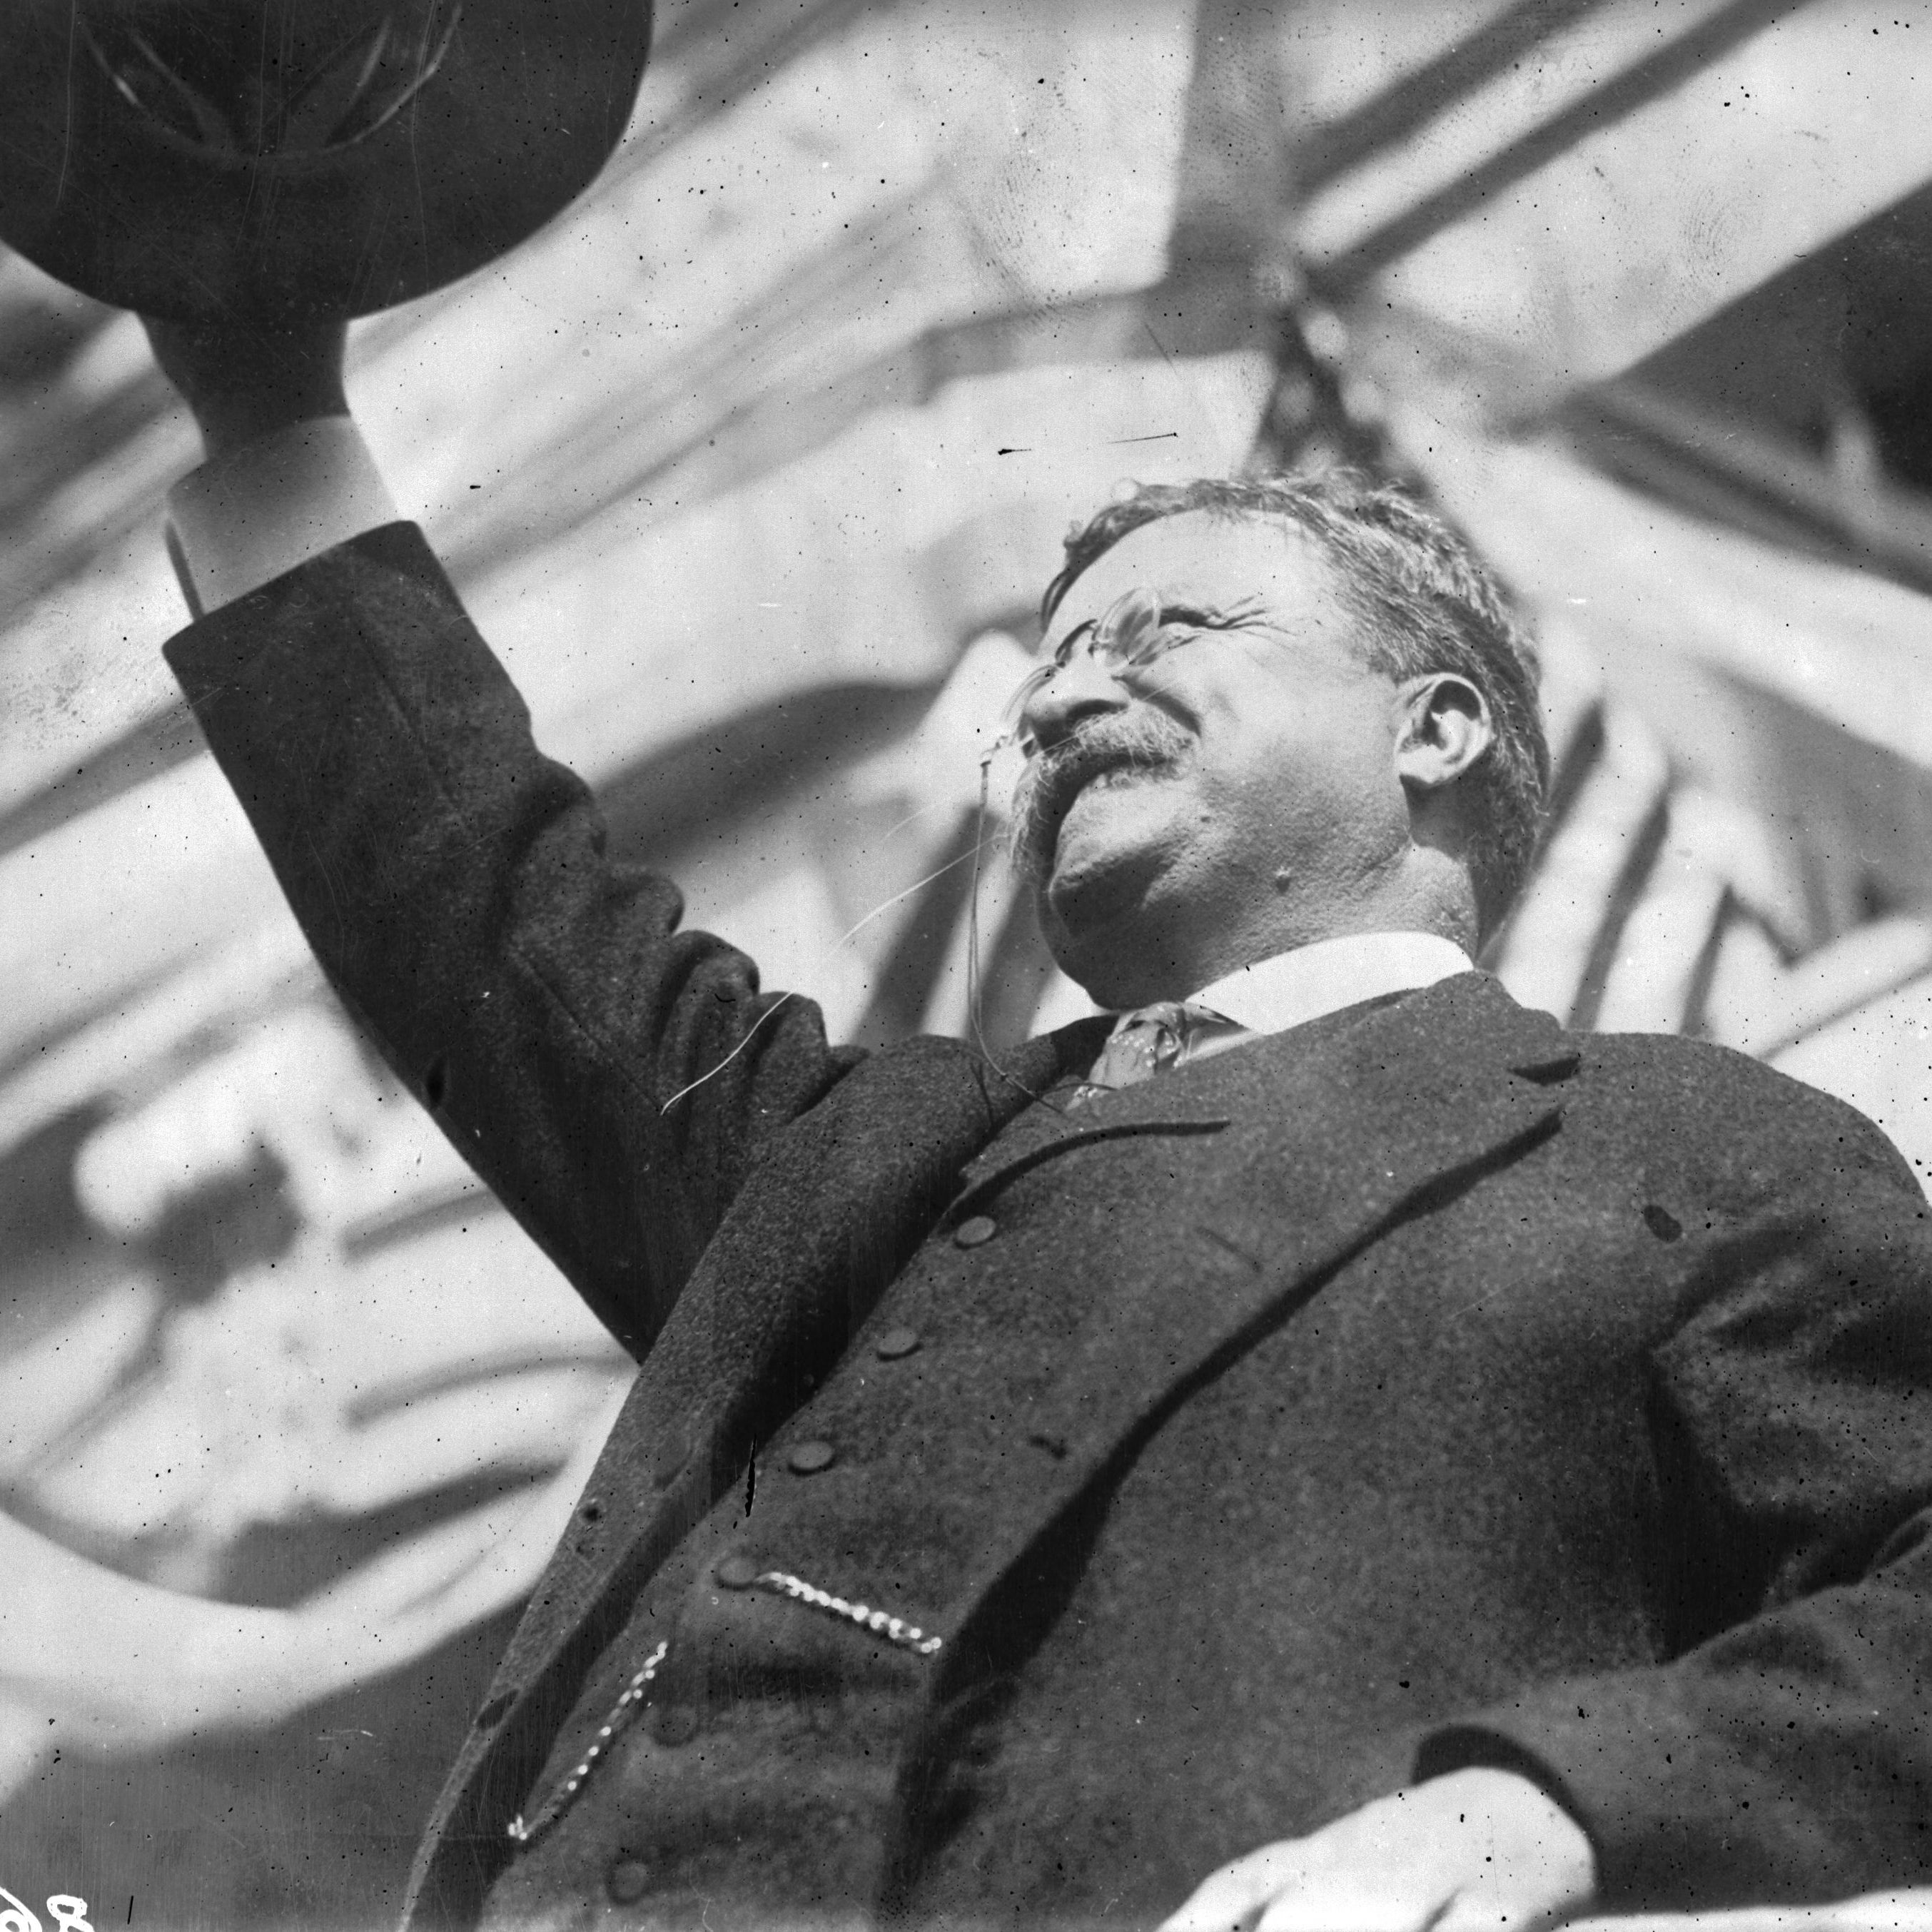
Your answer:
[931,973,1575,1657]
[945,1078,1235,1220]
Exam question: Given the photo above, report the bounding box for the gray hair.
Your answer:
[1041,472,1549,936]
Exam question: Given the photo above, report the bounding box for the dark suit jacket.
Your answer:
[165,525,1932,1927]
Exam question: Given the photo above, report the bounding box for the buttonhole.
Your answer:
[1026,1429,1068,1459]
[1195,1223,1262,1271]
[1642,1204,1683,1243]
[1512,1051,1581,1085]
[475,1691,515,1730]
[424,1057,448,1108]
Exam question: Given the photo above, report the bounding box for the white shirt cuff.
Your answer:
[166,417,402,616]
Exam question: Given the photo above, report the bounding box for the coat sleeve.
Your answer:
[1416,1103,1932,1908]
[163,522,863,1359]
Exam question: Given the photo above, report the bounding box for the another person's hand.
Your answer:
[141,314,349,461]
[1161,1767,1598,1932]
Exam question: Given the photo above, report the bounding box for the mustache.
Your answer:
[1007,712,1192,885]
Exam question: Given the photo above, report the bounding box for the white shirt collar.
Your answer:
[1188,931,1474,1038]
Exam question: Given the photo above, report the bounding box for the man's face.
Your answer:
[1010,510,1414,1007]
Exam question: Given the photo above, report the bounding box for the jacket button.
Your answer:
[787,1439,836,1475]
[874,1326,921,1360]
[954,1215,997,1248]
[607,1857,653,1905]
[714,1553,762,1590]
[652,1705,699,1747]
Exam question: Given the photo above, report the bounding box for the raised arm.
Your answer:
[148,320,863,1358]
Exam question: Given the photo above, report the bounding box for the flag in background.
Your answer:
[5,1,1932,1921]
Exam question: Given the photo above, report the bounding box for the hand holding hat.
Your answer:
[142,315,349,460]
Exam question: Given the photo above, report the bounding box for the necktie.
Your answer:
[1073,1001,1205,1106]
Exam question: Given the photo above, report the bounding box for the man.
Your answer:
[143,316,1932,1931]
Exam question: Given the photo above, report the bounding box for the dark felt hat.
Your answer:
[0,0,654,322]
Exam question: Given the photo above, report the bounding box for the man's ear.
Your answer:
[1393,674,1493,796]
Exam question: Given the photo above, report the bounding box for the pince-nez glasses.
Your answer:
[1002,585,1260,756]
